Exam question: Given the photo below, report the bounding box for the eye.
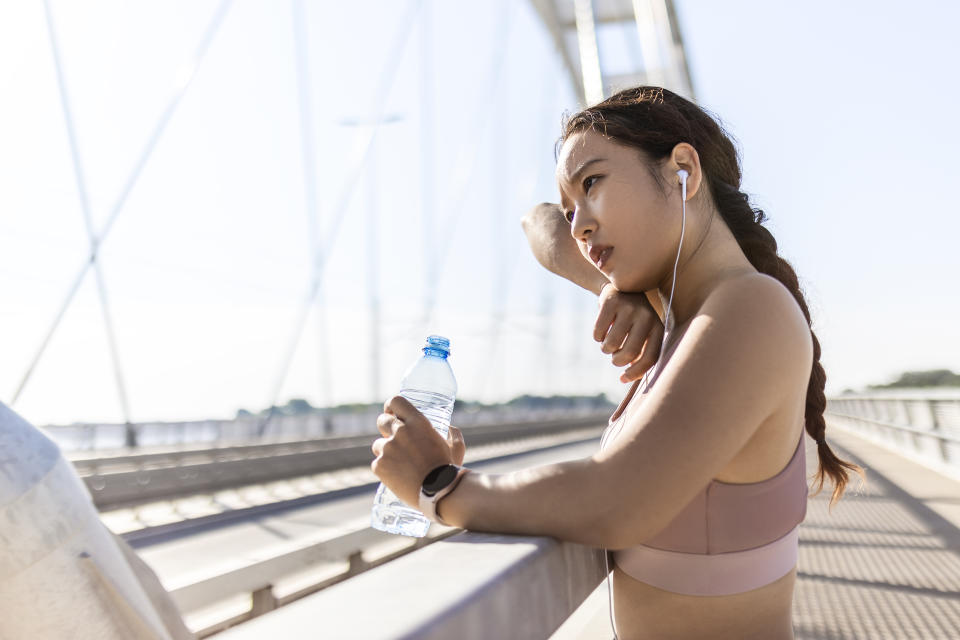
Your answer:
[563,209,575,224]
[583,175,601,193]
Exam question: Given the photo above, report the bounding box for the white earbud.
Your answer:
[677,169,689,185]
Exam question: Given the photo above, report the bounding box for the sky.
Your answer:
[1,0,958,426]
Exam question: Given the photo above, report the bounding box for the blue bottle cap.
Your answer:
[424,335,450,357]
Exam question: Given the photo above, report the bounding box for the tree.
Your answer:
[869,369,960,388]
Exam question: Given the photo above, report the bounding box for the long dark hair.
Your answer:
[561,86,863,507]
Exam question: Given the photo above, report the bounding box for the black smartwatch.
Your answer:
[419,464,470,524]
[421,464,461,497]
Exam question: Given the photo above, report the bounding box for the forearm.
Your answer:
[437,457,618,548]
[521,203,609,295]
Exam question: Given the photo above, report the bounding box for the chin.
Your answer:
[610,275,644,295]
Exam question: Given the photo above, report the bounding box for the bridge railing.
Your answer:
[72,415,608,509]
[211,530,607,640]
[168,524,462,637]
[45,405,610,452]
[826,392,960,474]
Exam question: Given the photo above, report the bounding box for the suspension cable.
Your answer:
[12,0,234,406]
[42,0,135,439]
[257,0,424,437]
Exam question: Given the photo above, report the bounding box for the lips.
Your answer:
[589,245,613,270]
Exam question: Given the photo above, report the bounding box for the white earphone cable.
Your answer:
[603,171,687,640]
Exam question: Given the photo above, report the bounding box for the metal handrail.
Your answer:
[826,395,959,471]
[826,411,960,445]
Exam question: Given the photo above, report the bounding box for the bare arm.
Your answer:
[372,262,815,553]
[432,276,812,548]
[521,202,609,295]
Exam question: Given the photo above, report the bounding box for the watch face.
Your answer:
[422,465,459,496]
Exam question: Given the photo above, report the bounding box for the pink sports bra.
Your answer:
[601,358,809,596]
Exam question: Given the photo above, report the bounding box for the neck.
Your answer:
[644,210,755,329]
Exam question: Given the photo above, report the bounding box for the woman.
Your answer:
[371,86,863,639]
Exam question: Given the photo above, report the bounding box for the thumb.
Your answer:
[447,426,466,466]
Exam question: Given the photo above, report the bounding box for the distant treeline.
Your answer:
[236,392,615,419]
[866,369,960,389]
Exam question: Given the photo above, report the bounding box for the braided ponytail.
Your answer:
[562,85,865,508]
[711,181,864,507]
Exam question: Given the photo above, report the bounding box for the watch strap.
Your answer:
[419,466,470,526]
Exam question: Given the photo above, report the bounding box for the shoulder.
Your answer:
[697,272,813,377]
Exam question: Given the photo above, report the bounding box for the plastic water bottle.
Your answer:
[371,335,457,537]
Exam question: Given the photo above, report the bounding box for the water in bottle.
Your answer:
[371,335,457,537]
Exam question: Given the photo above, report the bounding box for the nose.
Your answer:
[570,206,596,241]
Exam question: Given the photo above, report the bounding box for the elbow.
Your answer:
[521,202,562,230]
[519,202,550,230]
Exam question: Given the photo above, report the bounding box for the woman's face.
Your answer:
[556,129,680,293]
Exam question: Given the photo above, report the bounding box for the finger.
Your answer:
[593,304,617,343]
[620,331,662,382]
[645,321,665,361]
[620,354,651,382]
[372,437,390,458]
[447,426,466,466]
[610,316,652,367]
[376,413,398,438]
[384,394,418,422]
[621,356,654,382]
[600,313,632,354]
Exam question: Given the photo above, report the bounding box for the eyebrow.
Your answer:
[559,157,606,210]
[566,157,606,185]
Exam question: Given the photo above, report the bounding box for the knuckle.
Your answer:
[385,394,404,412]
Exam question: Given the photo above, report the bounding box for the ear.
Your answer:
[668,143,703,201]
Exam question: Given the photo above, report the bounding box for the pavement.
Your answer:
[551,423,960,640]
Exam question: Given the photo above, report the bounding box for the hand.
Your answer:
[371,395,467,508]
[595,283,664,383]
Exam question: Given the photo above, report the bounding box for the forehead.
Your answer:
[555,129,624,184]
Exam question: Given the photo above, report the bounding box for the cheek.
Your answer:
[577,241,590,262]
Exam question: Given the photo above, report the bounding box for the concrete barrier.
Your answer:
[166,524,462,636]
[215,532,606,640]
